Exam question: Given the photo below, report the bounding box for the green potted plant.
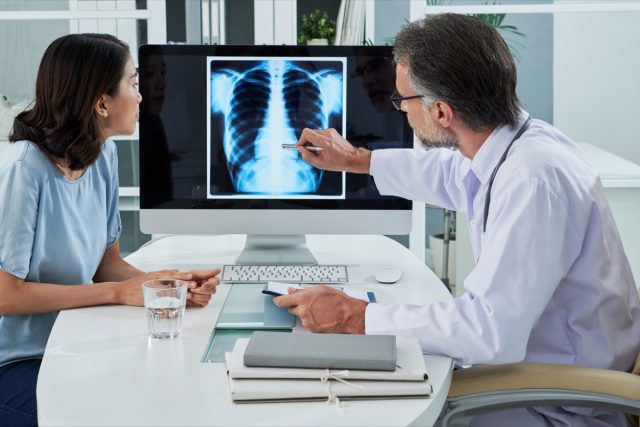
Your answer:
[298,9,336,45]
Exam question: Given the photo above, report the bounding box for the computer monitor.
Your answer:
[138,44,413,264]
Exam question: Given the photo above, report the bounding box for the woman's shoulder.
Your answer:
[102,138,116,151]
[93,139,116,164]
[0,140,50,178]
[93,139,118,174]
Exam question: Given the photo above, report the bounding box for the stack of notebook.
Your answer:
[225,331,432,403]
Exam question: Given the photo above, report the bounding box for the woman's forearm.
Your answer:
[93,241,144,283]
[0,280,120,316]
[94,257,143,282]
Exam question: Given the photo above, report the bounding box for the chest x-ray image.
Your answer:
[206,57,346,199]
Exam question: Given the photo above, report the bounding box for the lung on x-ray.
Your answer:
[206,57,346,199]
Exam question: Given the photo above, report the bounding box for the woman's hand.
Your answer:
[186,269,221,308]
[115,270,194,306]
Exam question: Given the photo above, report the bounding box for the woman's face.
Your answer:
[101,57,142,138]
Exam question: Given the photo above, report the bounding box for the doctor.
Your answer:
[274,13,640,426]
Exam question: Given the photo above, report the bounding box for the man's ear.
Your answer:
[432,100,454,128]
[95,95,109,118]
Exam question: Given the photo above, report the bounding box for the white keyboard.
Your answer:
[222,265,349,284]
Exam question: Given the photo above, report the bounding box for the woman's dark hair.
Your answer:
[393,13,521,131]
[10,33,130,170]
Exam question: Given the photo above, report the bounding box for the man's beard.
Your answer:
[408,117,458,150]
[417,133,458,150]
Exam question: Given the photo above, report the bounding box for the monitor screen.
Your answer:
[138,45,413,263]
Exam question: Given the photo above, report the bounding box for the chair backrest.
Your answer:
[628,352,640,427]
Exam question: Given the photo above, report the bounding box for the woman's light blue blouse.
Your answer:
[0,140,121,366]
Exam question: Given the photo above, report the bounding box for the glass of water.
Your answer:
[142,279,188,339]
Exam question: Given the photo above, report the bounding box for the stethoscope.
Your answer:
[482,115,532,233]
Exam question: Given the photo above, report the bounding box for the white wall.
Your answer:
[374,0,408,45]
[554,9,640,165]
[0,0,166,101]
[0,0,69,101]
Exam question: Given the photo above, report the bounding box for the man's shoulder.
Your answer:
[498,127,601,215]
[510,125,596,185]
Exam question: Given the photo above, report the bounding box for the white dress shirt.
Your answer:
[366,113,640,425]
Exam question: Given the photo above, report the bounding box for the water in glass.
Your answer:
[142,279,188,339]
[146,296,185,339]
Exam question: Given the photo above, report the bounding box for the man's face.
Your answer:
[395,64,457,150]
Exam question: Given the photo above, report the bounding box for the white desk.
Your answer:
[37,235,453,426]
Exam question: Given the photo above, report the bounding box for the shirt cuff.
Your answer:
[364,303,388,335]
[369,149,395,196]
[369,149,381,176]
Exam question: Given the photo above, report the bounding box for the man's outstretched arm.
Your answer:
[296,128,372,174]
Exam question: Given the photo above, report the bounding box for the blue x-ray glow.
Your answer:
[210,60,343,194]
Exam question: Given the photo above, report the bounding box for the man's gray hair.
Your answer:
[393,13,522,131]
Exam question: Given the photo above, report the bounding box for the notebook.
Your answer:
[228,337,428,381]
[243,331,396,371]
[225,336,432,402]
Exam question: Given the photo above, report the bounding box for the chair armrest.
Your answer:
[449,363,640,401]
[445,364,640,427]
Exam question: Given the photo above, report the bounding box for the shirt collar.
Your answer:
[470,109,530,184]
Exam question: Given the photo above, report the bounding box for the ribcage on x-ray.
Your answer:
[283,69,326,140]
[210,60,342,194]
[226,68,270,178]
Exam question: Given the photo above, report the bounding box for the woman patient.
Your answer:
[0,34,220,426]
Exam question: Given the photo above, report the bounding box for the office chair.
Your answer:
[442,355,640,427]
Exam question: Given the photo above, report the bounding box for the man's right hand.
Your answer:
[296,128,372,174]
[272,285,367,334]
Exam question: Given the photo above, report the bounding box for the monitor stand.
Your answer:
[235,234,318,265]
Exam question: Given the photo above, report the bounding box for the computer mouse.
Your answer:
[374,268,403,284]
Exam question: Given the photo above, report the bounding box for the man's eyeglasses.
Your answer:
[390,91,424,111]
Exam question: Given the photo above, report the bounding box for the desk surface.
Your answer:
[37,235,453,426]
[576,142,640,187]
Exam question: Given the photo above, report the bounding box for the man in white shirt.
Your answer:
[274,13,640,426]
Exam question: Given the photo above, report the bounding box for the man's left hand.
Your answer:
[186,269,221,308]
[273,285,368,333]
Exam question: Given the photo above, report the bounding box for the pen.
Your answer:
[281,143,323,152]
[262,284,343,297]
